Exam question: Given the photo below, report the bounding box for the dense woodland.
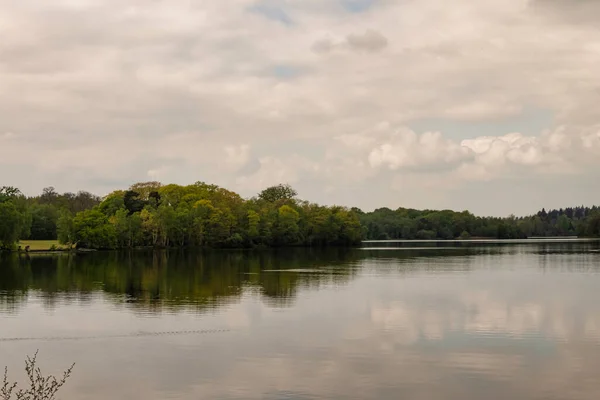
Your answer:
[0,182,362,250]
[1,182,599,250]
[358,206,600,240]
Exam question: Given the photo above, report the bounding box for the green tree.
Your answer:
[28,204,59,240]
[334,208,363,245]
[157,204,177,247]
[583,212,600,237]
[129,181,162,200]
[258,184,298,203]
[191,200,215,246]
[57,210,75,246]
[247,210,261,242]
[0,186,21,202]
[0,202,24,249]
[140,207,160,246]
[275,205,300,245]
[72,209,117,249]
[110,208,142,248]
[99,191,126,216]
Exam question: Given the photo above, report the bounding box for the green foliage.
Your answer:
[258,184,298,203]
[129,181,162,201]
[56,211,75,246]
[581,211,600,237]
[0,187,22,203]
[98,191,125,216]
[459,231,471,240]
[72,209,117,249]
[360,206,600,240]
[3,182,600,251]
[28,204,59,240]
[275,205,300,245]
[247,210,261,241]
[47,182,364,249]
[123,190,146,214]
[0,202,26,250]
[416,229,436,240]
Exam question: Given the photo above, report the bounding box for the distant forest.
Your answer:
[1,182,599,250]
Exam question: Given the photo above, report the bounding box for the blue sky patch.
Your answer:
[269,65,304,79]
[248,2,293,25]
[341,0,377,13]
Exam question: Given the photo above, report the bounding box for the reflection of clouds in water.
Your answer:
[370,294,600,344]
[179,285,600,399]
[4,248,600,400]
[461,291,544,335]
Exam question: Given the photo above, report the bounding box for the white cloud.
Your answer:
[313,29,388,54]
[224,144,252,171]
[235,155,320,193]
[1,132,17,140]
[367,128,470,170]
[1,0,600,214]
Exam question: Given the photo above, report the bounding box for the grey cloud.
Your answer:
[236,158,262,176]
[346,29,388,52]
[529,0,600,24]
[312,29,388,54]
[311,38,336,54]
[1,0,600,214]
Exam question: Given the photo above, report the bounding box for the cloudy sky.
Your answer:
[1,0,599,216]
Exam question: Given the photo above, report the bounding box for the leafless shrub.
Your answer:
[1,351,74,400]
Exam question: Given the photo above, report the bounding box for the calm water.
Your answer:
[1,241,600,399]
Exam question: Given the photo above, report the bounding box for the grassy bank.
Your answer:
[17,240,71,251]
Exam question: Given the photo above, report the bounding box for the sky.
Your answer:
[1,0,599,217]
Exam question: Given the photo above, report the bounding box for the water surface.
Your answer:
[1,241,600,399]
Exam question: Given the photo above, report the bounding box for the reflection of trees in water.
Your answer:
[3,244,590,314]
[0,248,362,314]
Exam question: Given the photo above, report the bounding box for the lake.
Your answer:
[1,240,600,399]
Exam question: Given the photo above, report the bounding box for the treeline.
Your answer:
[0,182,362,250]
[0,186,101,248]
[1,182,600,250]
[358,206,600,240]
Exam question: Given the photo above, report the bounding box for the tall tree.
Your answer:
[0,201,24,249]
[258,184,298,203]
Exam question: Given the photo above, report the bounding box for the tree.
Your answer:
[247,210,261,242]
[334,208,363,245]
[124,190,146,215]
[0,187,21,203]
[6,180,600,251]
[140,207,161,246]
[258,184,298,203]
[57,210,75,246]
[172,205,193,247]
[99,191,125,216]
[191,200,215,246]
[583,211,600,237]
[0,202,24,249]
[158,184,190,208]
[156,204,177,247]
[275,205,300,245]
[28,204,59,240]
[69,191,102,213]
[110,208,142,248]
[556,214,571,236]
[39,186,59,204]
[129,181,162,200]
[72,209,116,249]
